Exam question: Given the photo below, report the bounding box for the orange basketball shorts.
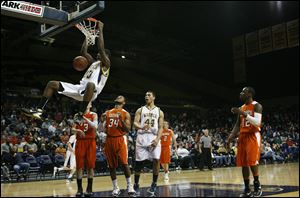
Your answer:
[104,136,128,168]
[236,132,261,167]
[75,139,96,169]
[160,146,171,164]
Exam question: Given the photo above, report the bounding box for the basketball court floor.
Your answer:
[1,162,298,197]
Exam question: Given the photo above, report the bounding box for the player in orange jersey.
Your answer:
[160,121,177,181]
[227,87,263,197]
[102,95,135,196]
[72,102,98,197]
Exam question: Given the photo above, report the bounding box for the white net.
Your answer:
[75,18,99,46]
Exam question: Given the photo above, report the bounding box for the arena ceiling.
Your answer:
[1,1,299,106]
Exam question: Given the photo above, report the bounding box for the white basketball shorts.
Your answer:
[58,81,98,101]
[135,133,161,161]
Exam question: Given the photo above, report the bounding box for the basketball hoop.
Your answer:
[75,17,99,46]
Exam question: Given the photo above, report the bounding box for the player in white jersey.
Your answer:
[21,20,110,120]
[53,134,77,182]
[133,91,164,196]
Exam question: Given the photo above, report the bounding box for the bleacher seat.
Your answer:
[37,155,54,179]
[26,155,41,180]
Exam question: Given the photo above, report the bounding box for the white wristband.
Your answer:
[245,112,262,127]
[85,118,98,129]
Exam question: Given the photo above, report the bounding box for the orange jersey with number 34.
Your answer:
[106,108,128,137]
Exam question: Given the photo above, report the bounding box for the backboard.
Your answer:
[1,1,105,39]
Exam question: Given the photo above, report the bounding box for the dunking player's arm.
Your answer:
[96,21,110,71]
[81,38,94,65]
[151,110,164,147]
[80,20,110,71]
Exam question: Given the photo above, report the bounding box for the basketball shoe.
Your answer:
[127,184,135,196]
[112,187,121,197]
[164,172,169,181]
[253,181,262,197]
[147,183,157,196]
[133,184,140,197]
[239,188,252,197]
[21,108,43,120]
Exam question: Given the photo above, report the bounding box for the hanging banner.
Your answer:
[259,27,272,54]
[286,19,299,48]
[232,35,245,60]
[272,23,287,50]
[246,31,259,57]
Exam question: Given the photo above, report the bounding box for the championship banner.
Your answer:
[246,31,259,57]
[259,27,272,54]
[286,19,299,48]
[232,35,245,60]
[272,23,287,51]
[233,59,246,83]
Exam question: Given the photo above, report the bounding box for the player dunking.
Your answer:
[227,87,263,197]
[21,20,110,120]
[102,95,135,196]
[72,102,98,197]
[160,121,177,181]
[133,91,164,196]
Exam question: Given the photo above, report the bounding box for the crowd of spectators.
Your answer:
[1,95,299,182]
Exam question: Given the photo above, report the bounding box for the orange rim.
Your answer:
[86,17,98,22]
[75,18,97,28]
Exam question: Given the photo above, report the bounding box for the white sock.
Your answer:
[112,179,118,189]
[126,177,132,186]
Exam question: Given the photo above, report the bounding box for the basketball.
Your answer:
[73,56,88,71]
